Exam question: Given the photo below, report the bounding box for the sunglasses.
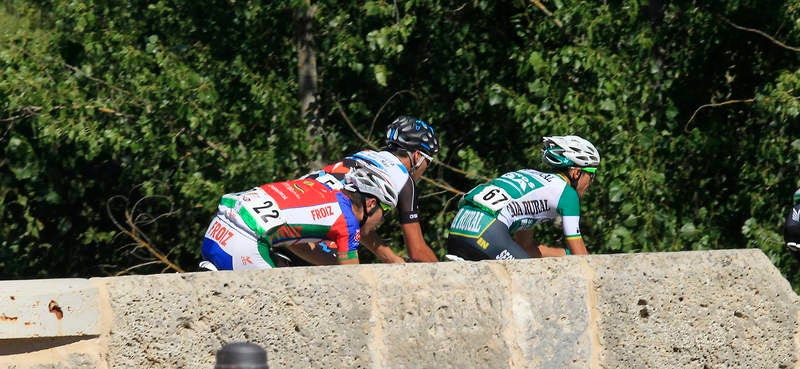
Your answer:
[581,167,597,180]
[419,151,434,165]
[379,202,392,212]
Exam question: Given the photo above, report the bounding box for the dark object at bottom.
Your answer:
[215,342,269,369]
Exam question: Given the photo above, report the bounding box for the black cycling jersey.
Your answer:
[784,202,800,261]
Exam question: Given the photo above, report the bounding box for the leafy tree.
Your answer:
[1,0,799,292]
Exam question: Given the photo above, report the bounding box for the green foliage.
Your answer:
[1,0,799,292]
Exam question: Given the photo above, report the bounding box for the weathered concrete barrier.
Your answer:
[0,249,797,369]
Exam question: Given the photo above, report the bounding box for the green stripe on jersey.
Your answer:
[220,196,237,209]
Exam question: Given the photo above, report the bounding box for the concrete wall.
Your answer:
[0,249,797,369]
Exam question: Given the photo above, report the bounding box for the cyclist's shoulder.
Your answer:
[349,149,404,167]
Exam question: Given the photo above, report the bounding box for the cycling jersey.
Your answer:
[304,150,420,224]
[447,169,582,260]
[201,179,361,270]
[784,202,800,260]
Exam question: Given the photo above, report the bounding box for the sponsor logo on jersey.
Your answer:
[354,230,361,242]
[539,173,556,182]
[496,250,514,260]
[477,237,489,249]
[452,209,485,233]
[292,183,306,194]
[408,213,418,220]
[266,184,289,200]
[207,221,234,246]
[793,208,800,222]
[507,199,550,217]
[281,182,301,199]
[273,225,302,239]
[310,205,335,220]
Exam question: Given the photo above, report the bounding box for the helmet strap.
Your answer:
[359,196,380,227]
[359,197,369,227]
[402,150,423,174]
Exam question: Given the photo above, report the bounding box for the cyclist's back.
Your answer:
[449,169,580,260]
[200,164,398,270]
[202,179,361,270]
[447,135,600,260]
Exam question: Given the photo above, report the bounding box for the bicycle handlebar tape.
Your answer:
[214,342,269,369]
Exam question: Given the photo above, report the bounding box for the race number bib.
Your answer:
[239,188,286,236]
[473,185,512,212]
[314,173,344,190]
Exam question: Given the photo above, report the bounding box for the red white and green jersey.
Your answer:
[218,179,361,260]
[457,169,582,239]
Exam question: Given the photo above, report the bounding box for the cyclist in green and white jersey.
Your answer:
[447,135,600,260]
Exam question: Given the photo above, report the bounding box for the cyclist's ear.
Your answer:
[411,150,422,163]
[365,197,378,211]
[569,168,583,181]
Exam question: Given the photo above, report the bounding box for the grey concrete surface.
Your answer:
[0,249,797,369]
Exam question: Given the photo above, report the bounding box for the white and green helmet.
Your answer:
[542,135,600,168]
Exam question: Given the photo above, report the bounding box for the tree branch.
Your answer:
[333,100,487,195]
[684,97,755,132]
[106,193,185,274]
[722,17,800,52]
[530,0,563,28]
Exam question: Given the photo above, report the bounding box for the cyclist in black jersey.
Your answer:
[287,115,441,265]
[783,188,800,262]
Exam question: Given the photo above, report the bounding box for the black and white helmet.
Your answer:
[343,162,399,208]
[542,135,600,168]
[385,115,440,156]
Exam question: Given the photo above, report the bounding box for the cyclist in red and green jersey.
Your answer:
[200,164,398,270]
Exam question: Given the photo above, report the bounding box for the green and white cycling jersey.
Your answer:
[455,169,582,239]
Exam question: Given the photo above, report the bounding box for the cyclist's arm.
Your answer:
[338,257,359,265]
[514,229,588,257]
[335,220,360,265]
[360,230,406,263]
[513,229,542,257]
[400,222,438,262]
[564,237,588,255]
[532,237,588,256]
[394,176,438,262]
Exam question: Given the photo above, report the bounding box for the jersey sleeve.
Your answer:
[784,204,800,244]
[333,192,362,262]
[396,177,420,224]
[557,186,582,239]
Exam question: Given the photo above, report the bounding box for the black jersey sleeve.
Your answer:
[397,176,420,224]
[784,203,800,244]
